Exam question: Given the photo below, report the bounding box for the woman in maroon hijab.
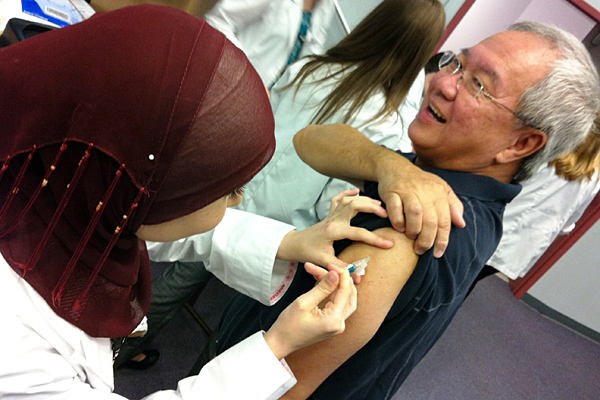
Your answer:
[0,5,397,398]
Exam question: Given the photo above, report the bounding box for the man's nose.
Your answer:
[435,71,462,101]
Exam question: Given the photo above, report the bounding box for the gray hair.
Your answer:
[509,21,600,182]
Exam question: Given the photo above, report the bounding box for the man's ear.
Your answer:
[494,127,547,164]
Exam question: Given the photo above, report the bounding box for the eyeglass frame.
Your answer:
[437,51,535,127]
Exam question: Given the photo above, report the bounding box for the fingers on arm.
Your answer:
[329,189,360,215]
[432,195,453,258]
[339,226,395,251]
[418,187,463,258]
[448,190,466,228]
[411,200,439,256]
[291,193,394,270]
[381,193,406,233]
[330,194,388,220]
[400,193,424,240]
[385,180,463,258]
[317,223,396,269]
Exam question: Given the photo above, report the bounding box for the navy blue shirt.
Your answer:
[217,154,520,399]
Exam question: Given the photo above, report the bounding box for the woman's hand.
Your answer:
[264,264,357,360]
[276,189,393,275]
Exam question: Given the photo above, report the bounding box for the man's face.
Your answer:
[409,31,554,175]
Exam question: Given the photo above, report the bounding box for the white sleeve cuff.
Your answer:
[208,209,296,305]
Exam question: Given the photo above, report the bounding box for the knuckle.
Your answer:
[436,238,449,248]
[293,297,306,310]
[421,217,438,229]
[406,203,423,215]
[324,319,344,335]
[389,217,401,226]
[323,220,337,234]
[318,280,336,294]
[437,218,452,230]
[324,220,337,234]
[417,235,434,246]
[294,298,311,311]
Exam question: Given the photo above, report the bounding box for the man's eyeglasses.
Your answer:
[437,51,520,117]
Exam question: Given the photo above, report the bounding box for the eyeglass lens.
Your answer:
[433,51,528,122]
[437,53,484,98]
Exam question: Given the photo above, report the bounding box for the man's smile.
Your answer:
[428,103,447,123]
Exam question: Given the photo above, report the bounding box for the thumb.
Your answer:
[304,262,329,282]
[300,271,340,306]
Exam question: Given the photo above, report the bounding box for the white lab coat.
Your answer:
[239,58,425,229]
[488,165,600,279]
[204,0,335,88]
[0,209,299,399]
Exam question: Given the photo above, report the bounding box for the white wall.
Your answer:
[440,0,468,24]
[324,0,381,49]
[528,218,600,333]
[336,0,379,28]
[440,0,532,51]
[521,0,596,39]
[439,0,595,51]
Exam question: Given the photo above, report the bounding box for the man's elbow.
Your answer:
[293,124,318,160]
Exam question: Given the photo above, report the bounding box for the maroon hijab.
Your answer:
[0,5,275,337]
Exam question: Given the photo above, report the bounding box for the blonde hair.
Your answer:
[285,0,445,126]
[550,129,600,182]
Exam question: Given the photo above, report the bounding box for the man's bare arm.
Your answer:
[293,124,465,257]
[280,227,418,399]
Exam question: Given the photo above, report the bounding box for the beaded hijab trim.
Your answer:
[0,142,147,311]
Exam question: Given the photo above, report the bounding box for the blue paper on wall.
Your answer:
[21,0,94,27]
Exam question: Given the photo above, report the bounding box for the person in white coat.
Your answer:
[204,0,336,88]
[240,0,446,231]
[487,129,600,280]
[0,6,397,399]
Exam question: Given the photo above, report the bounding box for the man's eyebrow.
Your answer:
[460,47,499,84]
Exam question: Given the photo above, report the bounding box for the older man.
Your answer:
[215,22,599,399]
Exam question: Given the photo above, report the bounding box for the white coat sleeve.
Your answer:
[208,209,298,305]
[143,332,296,400]
[204,0,273,51]
[146,208,297,306]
